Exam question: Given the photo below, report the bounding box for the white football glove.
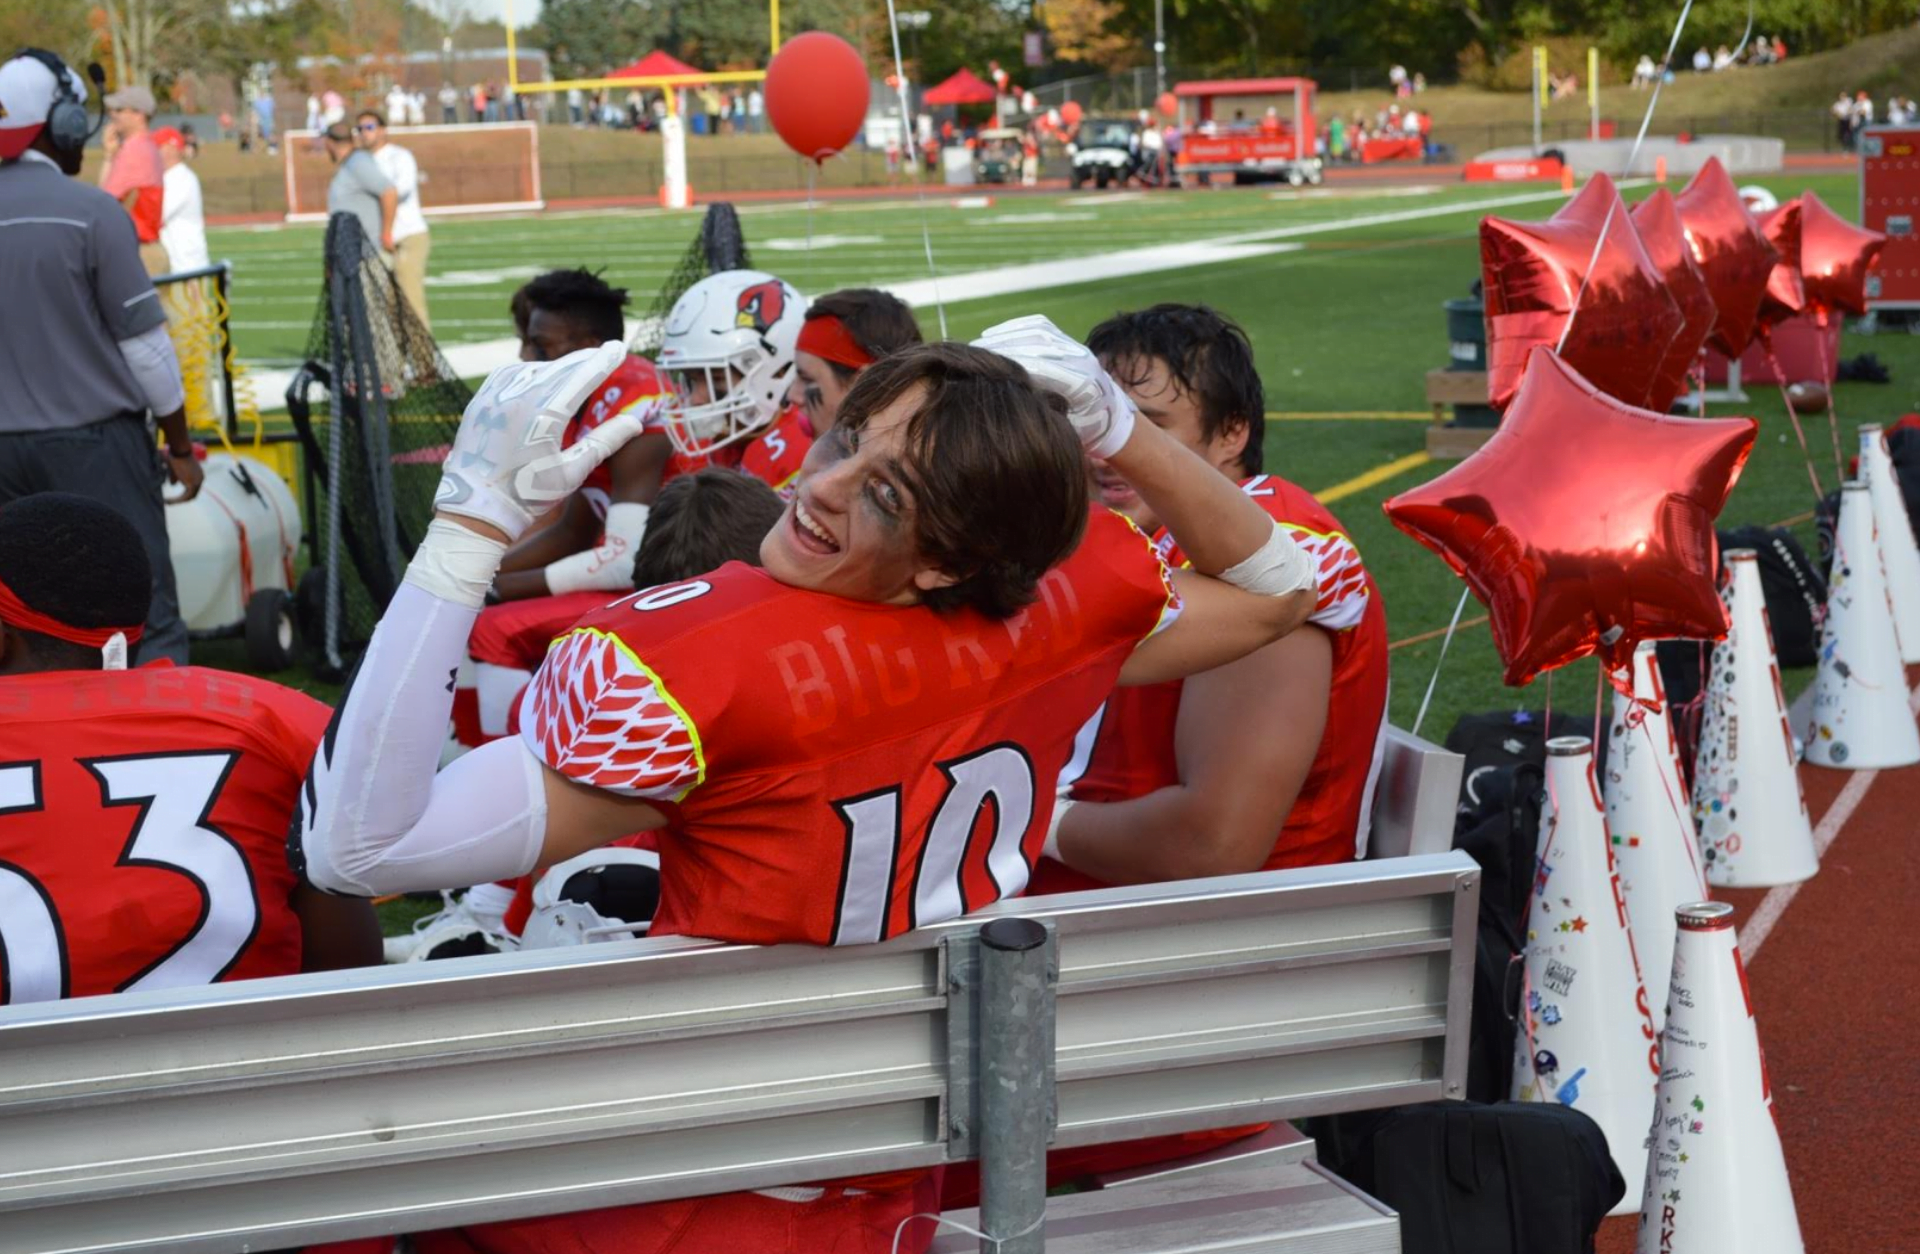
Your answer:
[433,342,637,541]
[973,315,1137,460]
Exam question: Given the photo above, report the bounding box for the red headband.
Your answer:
[796,315,875,371]
[0,575,144,649]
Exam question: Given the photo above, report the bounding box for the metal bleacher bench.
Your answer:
[0,728,1469,1254]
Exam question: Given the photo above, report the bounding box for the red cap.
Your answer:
[151,126,187,148]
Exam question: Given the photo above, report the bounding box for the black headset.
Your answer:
[12,48,105,155]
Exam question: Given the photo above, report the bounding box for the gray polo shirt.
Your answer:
[0,154,166,432]
[327,149,392,250]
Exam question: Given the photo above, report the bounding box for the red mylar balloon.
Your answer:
[1672,157,1778,358]
[1480,172,1682,413]
[1383,348,1758,687]
[1799,189,1888,317]
[1753,196,1807,334]
[1156,91,1178,119]
[1630,187,1717,412]
[1061,100,1084,127]
[765,32,870,163]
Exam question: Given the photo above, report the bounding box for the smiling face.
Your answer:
[1089,353,1250,532]
[759,386,955,605]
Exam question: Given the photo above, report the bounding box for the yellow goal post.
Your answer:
[502,0,779,107]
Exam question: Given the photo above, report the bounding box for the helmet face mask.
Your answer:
[657,270,804,457]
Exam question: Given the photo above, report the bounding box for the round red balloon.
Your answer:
[1753,196,1807,334]
[1383,348,1757,687]
[765,32,869,163]
[1061,100,1084,127]
[1673,157,1778,357]
[1156,91,1178,119]
[1630,187,1717,412]
[1798,190,1888,317]
[1479,172,1682,413]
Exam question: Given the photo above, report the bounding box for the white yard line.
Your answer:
[1740,682,1920,961]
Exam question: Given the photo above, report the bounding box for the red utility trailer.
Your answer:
[1174,77,1323,187]
[1860,126,1920,311]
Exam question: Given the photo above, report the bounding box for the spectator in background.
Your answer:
[98,85,168,276]
[0,51,199,662]
[567,87,583,125]
[702,86,722,135]
[1712,44,1733,70]
[153,128,206,274]
[357,111,430,329]
[1327,112,1347,162]
[409,90,428,127]
[1388,64,1408,98]
[385,82,408,127]
[1854,91,1875,138]
[253,90,276,154]
[305,93,320,132]
[1835,91,1856,149]
[469,81,486,122]
[748,86,765,133]
[1692,46,1711,72]
[1633,55,1656,89]
[1412,71,1427,93]
[321,88,346,129]
[323,121,396,255]
[1772,35,1787,61]
[440,81,459,124]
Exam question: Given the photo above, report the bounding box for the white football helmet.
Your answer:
[658,269,805,457]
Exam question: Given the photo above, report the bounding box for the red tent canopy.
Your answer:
[609,51,703,81]
[922,68,997,106]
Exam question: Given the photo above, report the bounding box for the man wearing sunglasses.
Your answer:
[356,110,431,329]
[321,120,396,257]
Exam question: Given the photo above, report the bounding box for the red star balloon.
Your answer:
[1754,196,1808,335]
[1631,187,1718,412]
[1383,348,1758,687]
[1673,157,1778,358]
[1798,189,1888,317]
[1480,172,1682,413]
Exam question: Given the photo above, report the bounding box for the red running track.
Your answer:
[1596,676,1920,1253]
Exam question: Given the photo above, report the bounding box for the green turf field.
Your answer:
[208,173,1920,750]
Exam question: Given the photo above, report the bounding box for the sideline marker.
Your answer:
[1635,902,1804,1254]
[1513,736,1659,1215]
[1693,551,1818,886]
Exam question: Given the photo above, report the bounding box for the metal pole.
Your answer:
[1531,45,1543,154]
[1589,46,1599,139]
[1153,0,1165,98]
[975,917,1054,1254]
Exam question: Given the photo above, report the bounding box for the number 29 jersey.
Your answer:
[0,666,329,1004]
[522,507,1181,947]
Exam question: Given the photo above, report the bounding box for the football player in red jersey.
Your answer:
[788,288,923,437]
[0,493,379,1005]
[1042,303,1390,887]
[293,322,1321,1253]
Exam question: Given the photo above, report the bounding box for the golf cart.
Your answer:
[1070,115,1141,189]
[1174,77,1323,187]
[974,127,1024,184]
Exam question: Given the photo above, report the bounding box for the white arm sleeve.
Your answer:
[544,501,649,595]
[116,322,186,417]
[293,549,548,896]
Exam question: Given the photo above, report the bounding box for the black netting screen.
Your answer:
[289,213,472,677]
[629,203,751,355]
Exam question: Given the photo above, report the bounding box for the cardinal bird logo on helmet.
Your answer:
[735,280,787,334]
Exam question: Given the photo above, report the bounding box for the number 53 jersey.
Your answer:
[524,507,1181,947]
[0,665,329,1004]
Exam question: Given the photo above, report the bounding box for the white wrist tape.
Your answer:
[545,501,649,595]
[405,519,509,609]
[1043,796,1075,863]
[1221,522,1317,599]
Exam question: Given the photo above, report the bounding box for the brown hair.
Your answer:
[836,342,1088,619]
[631,468,784,588]
[804,289,924,384]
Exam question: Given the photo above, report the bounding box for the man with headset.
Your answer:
[0,50,198,663]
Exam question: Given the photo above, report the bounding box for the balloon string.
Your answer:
[882,0,949,339]
[1814,310,1844,483]
[893,1211,1043,1253]
[1410,586,1471,739]
[1637,713,1709,894]
[1554,0,1698,357]
[1762,337,1828,500]
[1694,348,1708,417]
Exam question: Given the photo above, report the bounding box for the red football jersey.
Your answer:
[0,665,330,1004]
[1057,473,1390,877]
[522,507,1181,947]
[568,353,674,516]
[735,405,813,497]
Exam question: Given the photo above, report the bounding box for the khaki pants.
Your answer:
[391,232,432,330]
[139,241,172,278]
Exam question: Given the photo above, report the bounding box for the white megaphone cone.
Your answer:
[1804,483,1920,770]
[1693,551,1818,887]
[1635,902,1804,1254]
[1604,643,1708,1033]
[1514,737,1659,1216]
[1858,424,1920,663]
